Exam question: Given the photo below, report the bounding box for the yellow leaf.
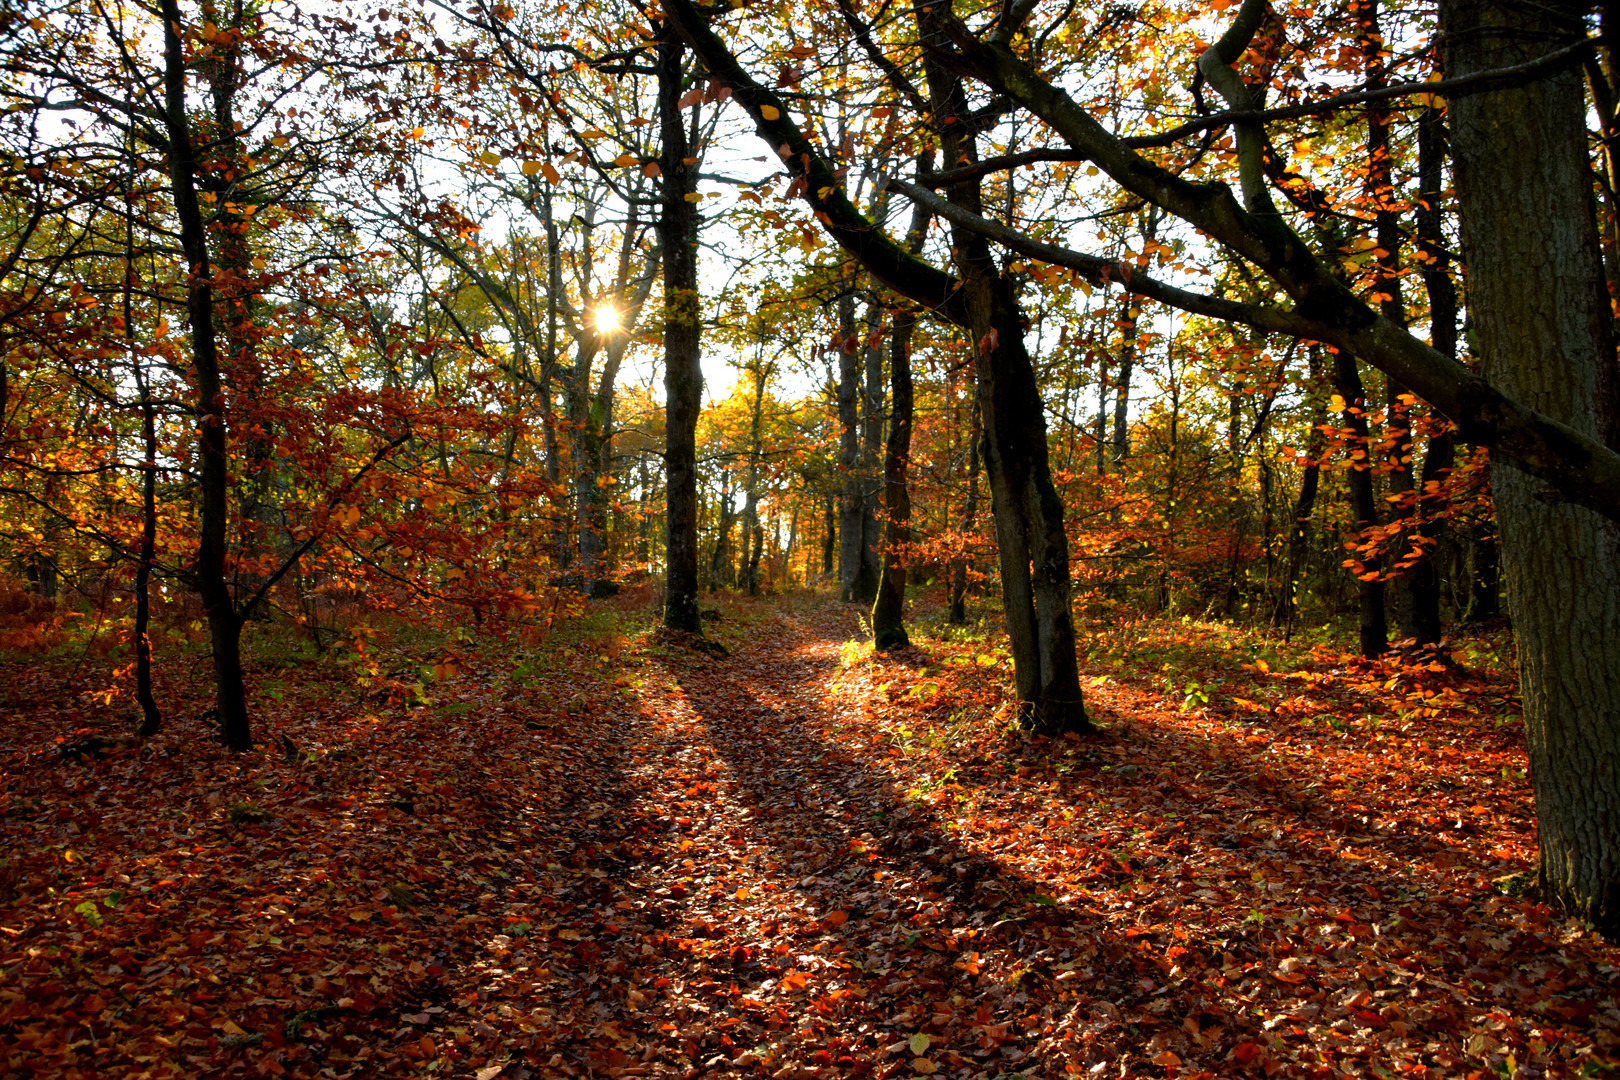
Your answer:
[614,153,637,167]
[479,150,502,166]
[1329,393,1348,412]
[521,160,542,176]
[684,192,703,202]
[909,1033,931,1055]
[251,256,266,270]
[348,908,372,922]
[271,136,289,148]
[1256,658,1269,673]
[911,1059,937,1075]
[29,17,47,30]
[759,104,780,121]
[409,126,424,139]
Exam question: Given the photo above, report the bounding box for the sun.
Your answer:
[594,306,620,333]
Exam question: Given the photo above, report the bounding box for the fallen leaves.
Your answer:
[0,592,1617,1079]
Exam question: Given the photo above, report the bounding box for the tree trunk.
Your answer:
[1278,350,1327,632]
[872,307,917,649]
[922,11,1088,732]
[836,294,874,601]
[1111,212,1156,468]
[1469,531,1501,621]
[821,492,835,577]
[132,283,162,737]
[710,466,735,591]
[658,32,703,633]
[1333,351,1388,658]
[740,362,766,595]
[1444,0,1620,931]
[859,300,885,592]
[949,387,981,625]
[161,0,250,750]
[1405,105,1460,646]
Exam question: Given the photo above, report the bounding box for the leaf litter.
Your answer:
[0,593,1616,1078]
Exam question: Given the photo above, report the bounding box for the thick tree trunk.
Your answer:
[658,33,703,633]
[1444,0,1620,931]
[161,0,250,750]
[922,11,1087,732]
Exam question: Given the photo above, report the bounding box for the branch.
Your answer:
[939,23,1620,524]
[236,429,414,621]
[885,177,1327,339]
[662,0,966,324]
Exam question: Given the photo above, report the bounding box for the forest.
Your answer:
[4,0,1620,1075]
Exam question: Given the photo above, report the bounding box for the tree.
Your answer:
[667,0,1091,733]
[1442,0,1620,930]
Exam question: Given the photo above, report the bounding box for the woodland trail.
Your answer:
[3,594,1620,1079]
[529,600,1619,1079]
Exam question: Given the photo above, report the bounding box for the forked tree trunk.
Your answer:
[1444,0,1620,931]
[658,32,704,633]
[922,10,1087,733]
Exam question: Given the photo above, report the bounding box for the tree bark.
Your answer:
[1333,351,1388,658]
[740,361,766,595]
[836,293,874,601]
[1111,218,1151,469]
[709,466,734,591]
[1405,105,1460,645]
[949,387,981,624]
[859,301,885,592]
[161,0,250,750]
[872,307,917,648]
[1278,352,1326,633]
[920,7,1088,733]
[1444,0,1620,931]
[658,32,704,633]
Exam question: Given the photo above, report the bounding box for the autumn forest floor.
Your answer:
[1,588,1617,1080]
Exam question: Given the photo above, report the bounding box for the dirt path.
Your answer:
[581,604,1176,1078]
